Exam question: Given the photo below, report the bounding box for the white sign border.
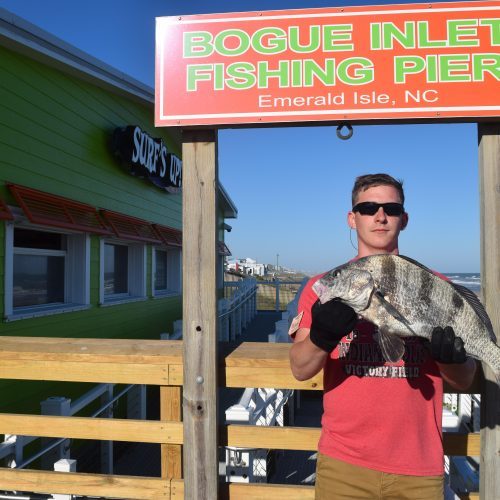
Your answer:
[157,3,500,123]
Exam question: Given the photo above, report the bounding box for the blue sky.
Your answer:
[0,1,481,273]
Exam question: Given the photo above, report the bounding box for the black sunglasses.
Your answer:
[352,202,405,216]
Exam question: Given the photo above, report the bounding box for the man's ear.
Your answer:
[348,211,356,229]
[401,212,409,230]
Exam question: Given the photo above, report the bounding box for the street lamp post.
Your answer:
[275,253,280,312]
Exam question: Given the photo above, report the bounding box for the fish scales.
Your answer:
[366,256,484,342]
[312,254,500,384]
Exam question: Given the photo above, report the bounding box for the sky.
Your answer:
[0,0,483,273]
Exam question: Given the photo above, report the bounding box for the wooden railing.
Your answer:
[0,337,482,499]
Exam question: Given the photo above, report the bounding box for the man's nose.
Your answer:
[375,207,388,221]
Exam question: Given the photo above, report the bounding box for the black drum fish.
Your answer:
[312,254,500,384]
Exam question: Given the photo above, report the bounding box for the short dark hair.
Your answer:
[352,173,405,207]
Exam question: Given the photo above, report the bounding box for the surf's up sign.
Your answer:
[155,1,500,127]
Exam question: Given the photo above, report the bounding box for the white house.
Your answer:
[226,258,266,276]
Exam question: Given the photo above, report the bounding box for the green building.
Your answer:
[0,9,236,416]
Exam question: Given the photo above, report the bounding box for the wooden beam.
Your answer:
[0,336,182,362]
[225,366,322,390]
[182,129,218,500]
[0,359,169,385]
[443,432,481,457]
[161,385,183,478]
[0,414,183,444]
[0,468,168,498]
[225,424,479,456]
[227,424,319,451]
[478,122,500,500]
[226,483,315,500]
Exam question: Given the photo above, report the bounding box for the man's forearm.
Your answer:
[438,357,478,391]
[289,331,329,381]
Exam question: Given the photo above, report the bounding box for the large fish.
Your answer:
[312,254,500,383]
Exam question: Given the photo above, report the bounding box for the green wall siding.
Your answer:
[0,45,181,226]
[0,45,183,413]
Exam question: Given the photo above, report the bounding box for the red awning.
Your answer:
[0,198,13,220]
[101,210,162,244]
[8,184,111,234]
[153,224,182,247]
[218,241,231,256]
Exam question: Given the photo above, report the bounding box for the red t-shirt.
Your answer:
[297,273,444,476]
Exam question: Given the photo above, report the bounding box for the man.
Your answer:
[289,173,477,499]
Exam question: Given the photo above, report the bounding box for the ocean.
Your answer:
[444,273,481,295]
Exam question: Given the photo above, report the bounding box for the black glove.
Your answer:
[429,326,467,364]
[309,299,358,353]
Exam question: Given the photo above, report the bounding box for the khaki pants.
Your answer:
[315,453,444,500]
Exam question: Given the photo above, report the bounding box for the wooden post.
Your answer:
[160,386,182,479]
[182,129,219,500]
[478,123,500,500]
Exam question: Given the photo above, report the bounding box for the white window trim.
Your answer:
[152,246,182,298]
[4,222,91,321]
[99,239,147,306]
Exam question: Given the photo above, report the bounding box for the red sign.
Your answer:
[155,1,500,126]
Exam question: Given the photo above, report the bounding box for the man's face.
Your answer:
[347,185,408,257]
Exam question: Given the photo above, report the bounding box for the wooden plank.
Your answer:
[478,122,500,500]
[225,366,322,390]
[161,385,183,478]
[0,467,168,499]
[169,363,184,385]
[182,129,218,500]
[0,336,183,363]
[0,414,183,444]
[0,359,169,385]
[227,483,315,500]
[171,478,185,499]
[443,433,481,456]
[227,424,319,451]
[224,342,292,367]
[225,425,479,456]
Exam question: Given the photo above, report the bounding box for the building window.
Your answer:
[104,243,128,296]
[13,229,65,307]
[155,249,168,292]
[152,247,181,296]
[100,240,146,304]
[4,225,90,319]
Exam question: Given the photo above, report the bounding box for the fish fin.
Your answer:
[450,282,496,342]
[376,327,406,363]
[397,255,436,274]
[373,290,416,336]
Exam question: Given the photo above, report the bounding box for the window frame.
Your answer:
[4,220,91,321]
[152,245,182,298]
[99,238,147,306]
